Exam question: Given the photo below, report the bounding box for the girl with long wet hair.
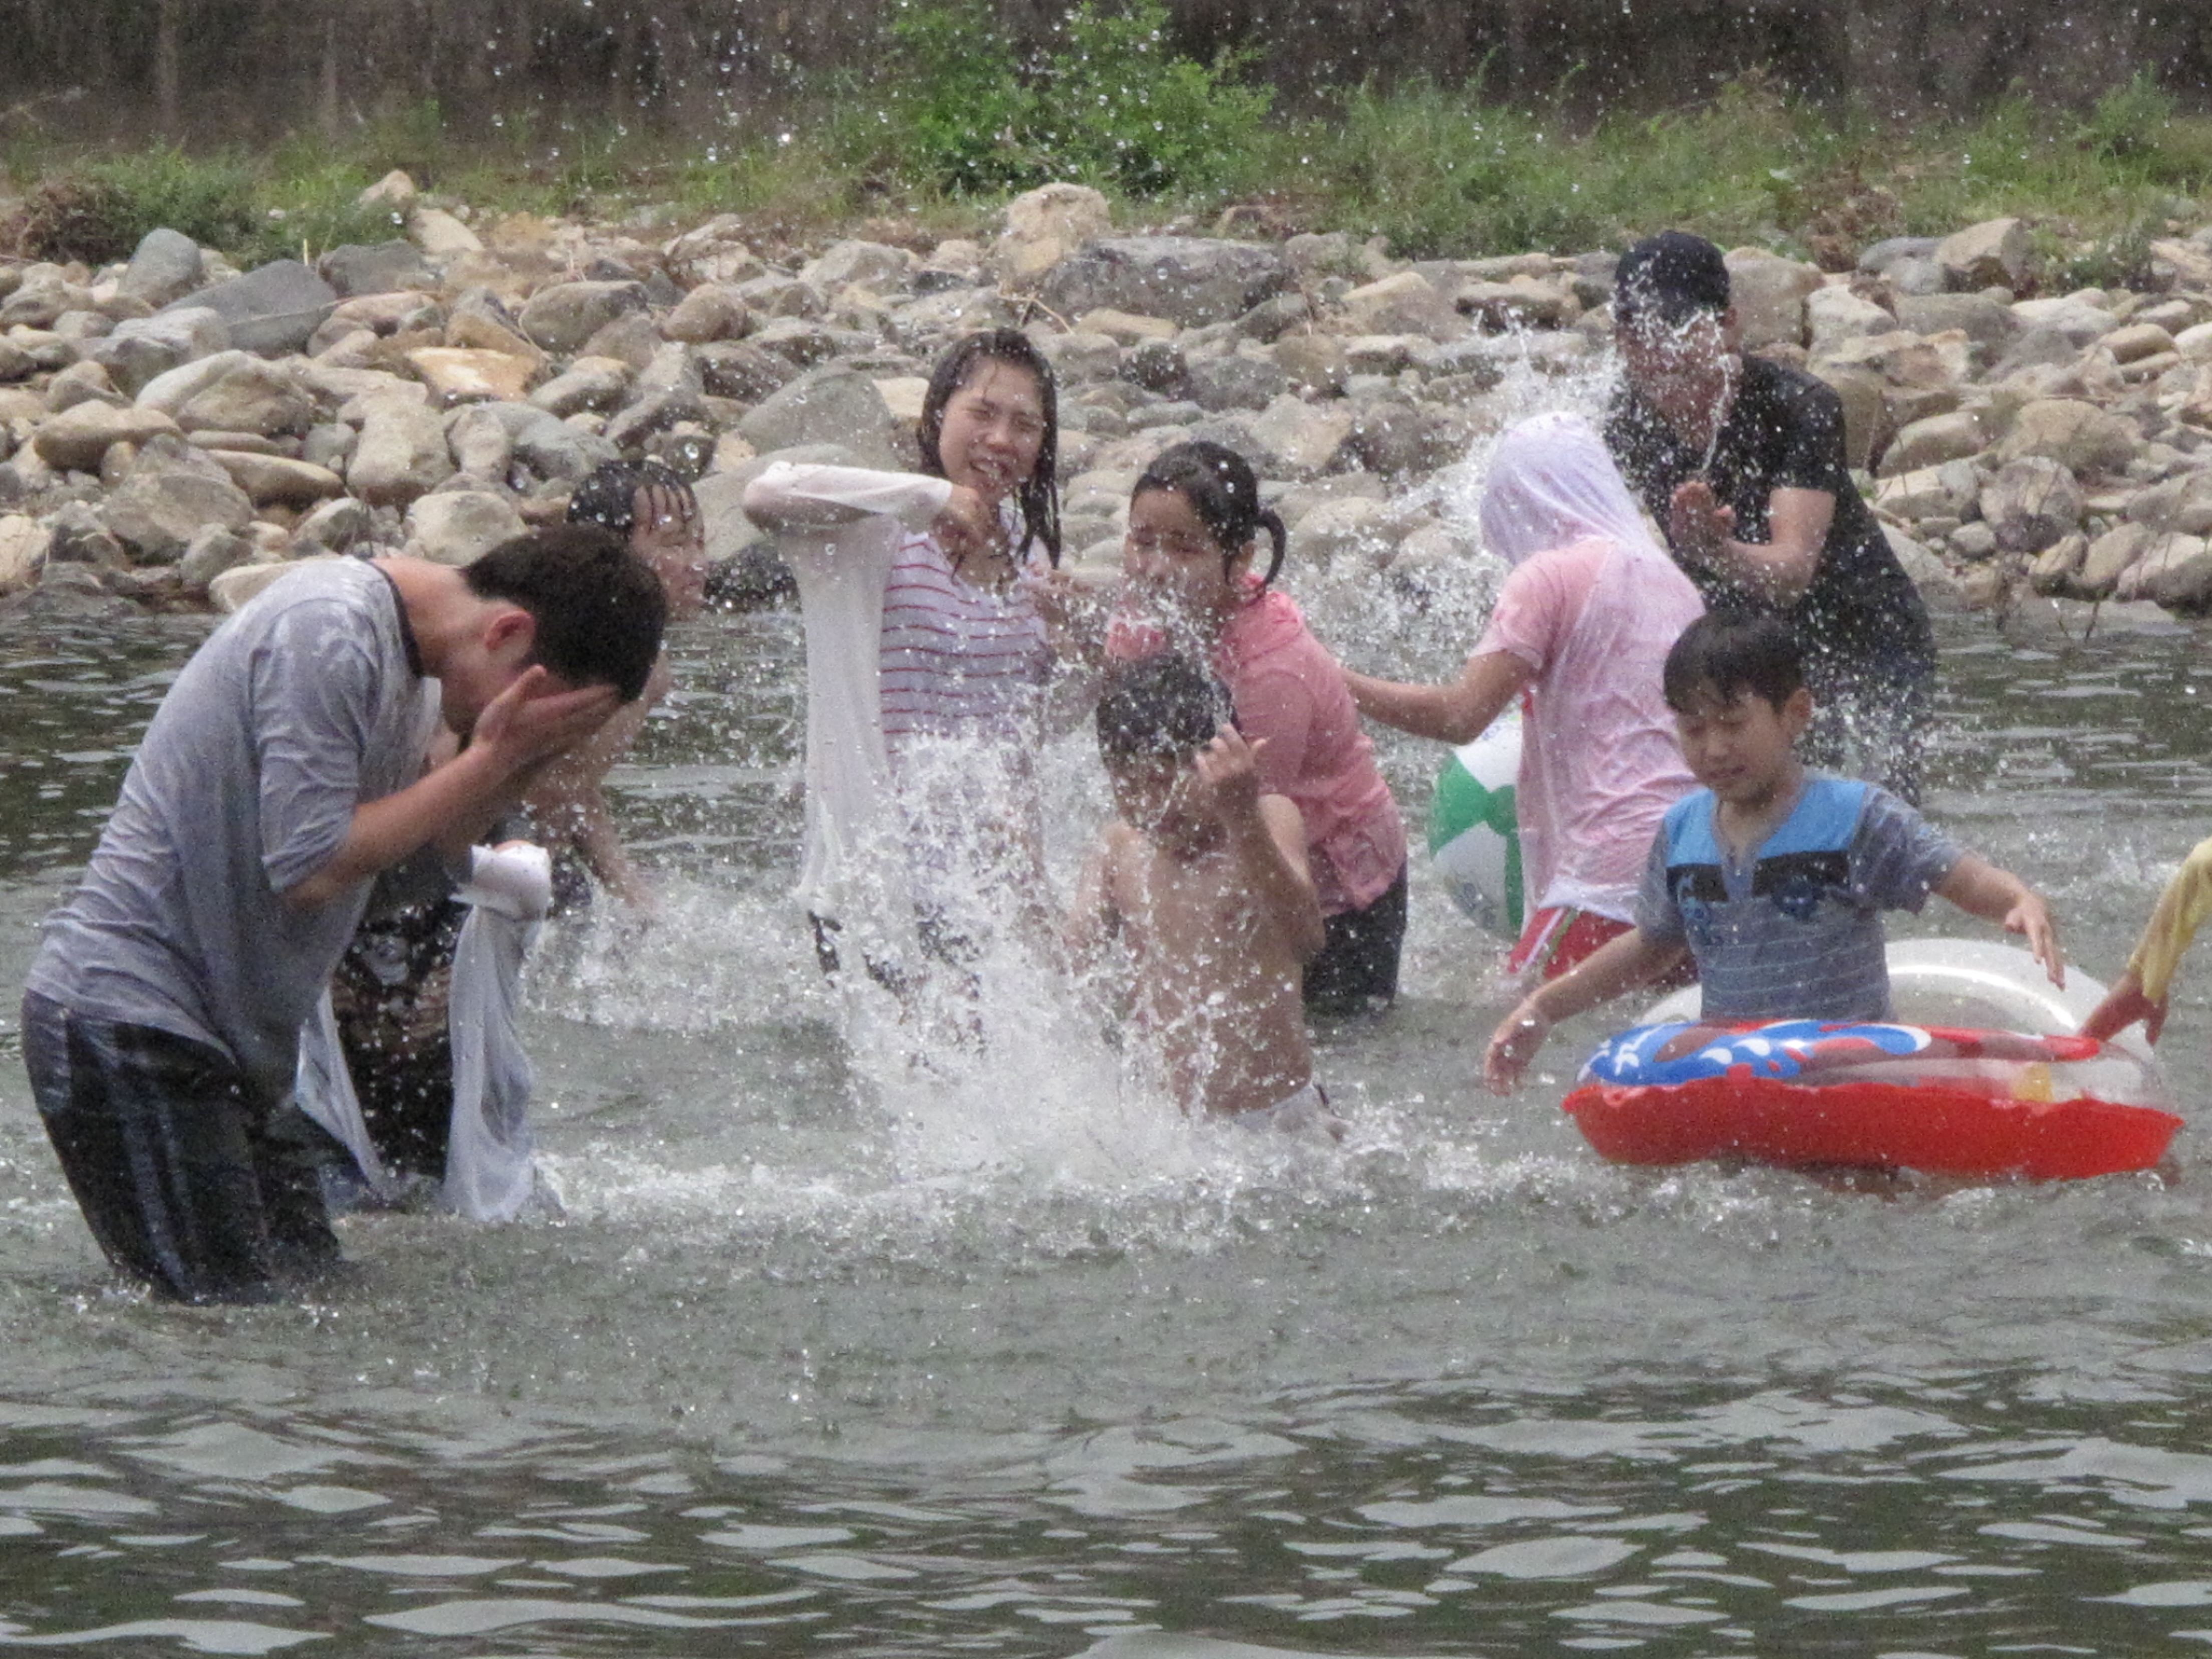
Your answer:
[742,328,1068,985]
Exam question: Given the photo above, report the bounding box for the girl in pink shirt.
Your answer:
[1112,441,1409,1014]
[1347,412,1702,980]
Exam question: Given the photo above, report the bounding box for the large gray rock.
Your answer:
[1339,272,1458,339]
[162,260,338,355]
[1895,293,2016,358]
[90,308,232,396]
[136,349,257,417]
[2125,470,2212,536]
[206,450,345,507]
[1979,457,2083,555]
[736,366,902,469]
[800,240,912,293]
[1806,285,1895,357]
[2078,522,2153,598]
[1039,238,1293,328]
[349,401,454,506]
[31,404,182,472]
[1724,249,1823,350]
[1995,399,2137,474]
[403,490,526,566]
[660,285,753,345]
[175,360,313,438]
[993,184,1113,288]
[100,438,255,562]
[510,411,617,484]
[2008,297,2120,349]
[1186,352,1286,414]
[317,241,431,299]
[292,496,374,555]
[1878,409,1986,475]
[517,280,650,355]
[1937,218,2031,292]
[446,404,517,480]
[2121,534,2212,610]
[118,228,206,308]
[0,515,51,594]
[176,524,256,591]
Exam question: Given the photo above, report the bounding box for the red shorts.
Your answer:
[1505,906,1634,982]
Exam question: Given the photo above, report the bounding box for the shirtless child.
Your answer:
[1071,656,1335,1132]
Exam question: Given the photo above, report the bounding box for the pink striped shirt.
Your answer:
[878,529,1052,751]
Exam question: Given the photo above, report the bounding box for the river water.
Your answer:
[5,551,2212,1656]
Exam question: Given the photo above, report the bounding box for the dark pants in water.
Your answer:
[1305,863,1408,1016]
[20,992,341,1304]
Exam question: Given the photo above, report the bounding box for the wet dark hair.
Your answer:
[1662,610,1804,714]
[463,524,668,703]
[918,328,1062,567]
[1614,230,1732,330]
[565,458,695,538]
[1095,654,1236,767]
[1131,440,1288,588]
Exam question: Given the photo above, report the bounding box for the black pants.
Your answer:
[21,992,341,1304]
[1304,864,1408,1016]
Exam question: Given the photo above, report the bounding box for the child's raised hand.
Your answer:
[932,485,1002,567]
[2003,889,2065,988]
[1484,999,1551,1095]
[2082,967,2167,1045]
[1191,725,1266,821]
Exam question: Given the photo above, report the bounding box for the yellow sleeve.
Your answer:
[2126,835,2212,1001]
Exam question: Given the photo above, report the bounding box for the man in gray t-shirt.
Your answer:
[21,531,664,1303]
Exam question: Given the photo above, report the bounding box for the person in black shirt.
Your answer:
[1603,231,1936,802]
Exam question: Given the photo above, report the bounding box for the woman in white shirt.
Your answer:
[742,329,1066,986]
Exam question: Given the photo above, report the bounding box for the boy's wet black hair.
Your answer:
[463,525,668,704]
[565,458,695,539]
[1132,439,1288,588]
[1095,654,1237,766]
[1662,610,1805,713]
[918,328,1062,567]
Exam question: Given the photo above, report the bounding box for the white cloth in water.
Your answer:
[741,462,951,950]
[1234,1080,1347,1141]
[296,842,554,1222]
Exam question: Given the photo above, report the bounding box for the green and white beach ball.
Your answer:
[1427,710,1524,939]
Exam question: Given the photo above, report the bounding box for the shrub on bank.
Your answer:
[6,54,2212,273]
[863,0,1271,196]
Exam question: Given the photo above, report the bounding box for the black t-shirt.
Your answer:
[1606,354,1934,692]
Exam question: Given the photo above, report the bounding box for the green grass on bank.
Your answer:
[6,27,2212,288]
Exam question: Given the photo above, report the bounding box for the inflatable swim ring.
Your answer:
[1428,709,1522,938]
[1565,943,2183,1180]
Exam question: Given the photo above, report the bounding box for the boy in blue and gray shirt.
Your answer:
[1485,612,2062,1093]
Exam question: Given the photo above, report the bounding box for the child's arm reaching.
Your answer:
[1194,726,1326,962]
[1484,929,1691,1095]
[2083,834,2212,1042]
[1935,854,2064,987]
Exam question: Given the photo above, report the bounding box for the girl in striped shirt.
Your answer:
[743,330,1068,987]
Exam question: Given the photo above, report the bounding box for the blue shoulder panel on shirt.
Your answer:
[1760,776,1866,858]
[1662,789,1720,866]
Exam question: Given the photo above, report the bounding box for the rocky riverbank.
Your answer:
[5,175,2212,624]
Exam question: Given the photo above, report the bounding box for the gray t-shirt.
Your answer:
[1635,775,1960,1023]
[28,560,436,1095]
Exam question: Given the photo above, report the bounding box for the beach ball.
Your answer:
[1427,710,1523,938]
